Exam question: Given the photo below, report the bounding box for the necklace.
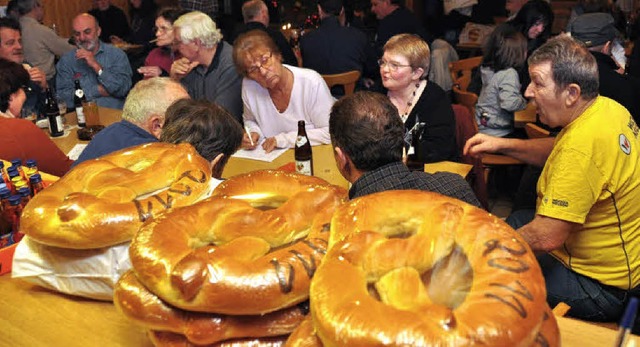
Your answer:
[399,82,421,123]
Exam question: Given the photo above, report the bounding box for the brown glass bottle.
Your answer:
[295,120,313,176]
[45,88,64,137]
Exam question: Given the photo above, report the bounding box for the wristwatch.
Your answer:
[98,68,103,76]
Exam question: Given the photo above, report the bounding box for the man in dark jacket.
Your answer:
[570,12,640,124]
[229,0,297,67]
[300,0,376,97]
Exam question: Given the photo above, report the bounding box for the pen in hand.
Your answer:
[245,127,254,146]
[614,297,638,347]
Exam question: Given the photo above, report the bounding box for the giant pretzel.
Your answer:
[115,271,308,345]
[20,142,211,249]
[129,170,347,315]
[309,190,559,347]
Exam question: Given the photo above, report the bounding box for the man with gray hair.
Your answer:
[170,11,242,123]
[466,35,640,324]
[228,0,297,66]
[72,77,190,167]
[16,0,73,85]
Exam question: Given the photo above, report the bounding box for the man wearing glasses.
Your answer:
[170,11,242,124]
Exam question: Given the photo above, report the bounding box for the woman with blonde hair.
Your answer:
[381,33,458,164]
[233,30,334,153]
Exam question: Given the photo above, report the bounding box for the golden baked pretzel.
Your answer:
[148,331,288,347]
[284,317,321,347]
[21,143,211,249]
[114,271,308,345]
[310,190,557,346]
[129,170,347,315]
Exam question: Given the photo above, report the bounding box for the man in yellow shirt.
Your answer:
[467,35,640,325]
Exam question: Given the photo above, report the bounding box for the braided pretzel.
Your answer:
[115,271,307,345]
[129,170,347,315]
[147,331,288,347]
[21,143,211,249]
[311,190,557,346]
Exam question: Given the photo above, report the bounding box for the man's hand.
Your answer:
[137,66,163,79]
[26,66,47,89]
[75,48,100,72]
[262,137,277,153]
[170,57,198,80]
[241,132,260,150]
[463,133,505,157]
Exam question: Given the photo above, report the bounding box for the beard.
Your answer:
[78,39,97,51]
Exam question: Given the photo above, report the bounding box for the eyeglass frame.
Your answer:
[154,25,173,34]
[377,59,412,72]
[246,52,274,76]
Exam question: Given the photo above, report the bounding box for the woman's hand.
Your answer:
[241,132,260,150]
[138,66,163,79]
[261,137,277,153]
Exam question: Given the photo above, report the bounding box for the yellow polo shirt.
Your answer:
[537,96,640,289]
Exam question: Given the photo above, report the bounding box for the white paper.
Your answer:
[232,142,288,162]
[67,143,87,160]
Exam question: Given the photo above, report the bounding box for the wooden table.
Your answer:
[50,107,123,155]
[515,102,537,128]
[1,275,637,346]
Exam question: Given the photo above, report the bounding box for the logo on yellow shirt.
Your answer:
[619,134,631,155]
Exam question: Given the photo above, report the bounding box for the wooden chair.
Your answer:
[452,85,524,202]
[449,56,482,91]
[525,122,551,139]
[321,70,361,97]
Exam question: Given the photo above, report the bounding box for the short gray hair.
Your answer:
[528,34,599,100]
[16,0,38,15]
[121,77,188,124]
[174,11,222,48]
[242,0,266,22]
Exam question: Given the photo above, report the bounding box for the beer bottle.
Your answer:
[294,120,313,176]
[45,88,64,137]
[73,80,87,127]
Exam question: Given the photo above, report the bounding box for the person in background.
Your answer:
[330,90,480,205]
[138,7,188,79]
[506,0,529,19]
[300,0,377,97]
[233,30,334,153]
[0,58,73,176]
[170,11,243,123]
[72,77,189,167]
[508,0,554,92]
[475,24,528,138]
[160,98,244,179]
[466,35,640,324]
[56,13,132,110]
[16,0,74,86]
[381,34,458,164]
[229,0,297,67]
[570,12,640,125]
[5,0,20,19]
[89,0,130,44]
[179,0,219,23]
[0,17,46,117]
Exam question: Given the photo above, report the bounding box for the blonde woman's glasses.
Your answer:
[378,59,412,71]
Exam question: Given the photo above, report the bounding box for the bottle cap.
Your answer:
[8,195,21,205]
[18,187,30,197]
[0,188,10,198]
[29,173,42,183]
[10,159,21,167]
[25,159,36,167]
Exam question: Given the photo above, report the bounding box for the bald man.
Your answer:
[56,13,132,109]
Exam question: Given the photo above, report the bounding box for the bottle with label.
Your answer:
[294,120,313,176]
[45,88,64,137]
[73,80,87,127]
[29,173,45,197]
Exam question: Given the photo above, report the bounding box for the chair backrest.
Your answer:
[321,70,361,96]
[525,122,551,139]
[452,103,489,210]
[449,56,482,91]
[452,85,479,132]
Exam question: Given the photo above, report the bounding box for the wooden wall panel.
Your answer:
[0,0,130,38]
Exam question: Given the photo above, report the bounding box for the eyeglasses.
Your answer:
[246,52,273,75]
[378,59,412,71]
